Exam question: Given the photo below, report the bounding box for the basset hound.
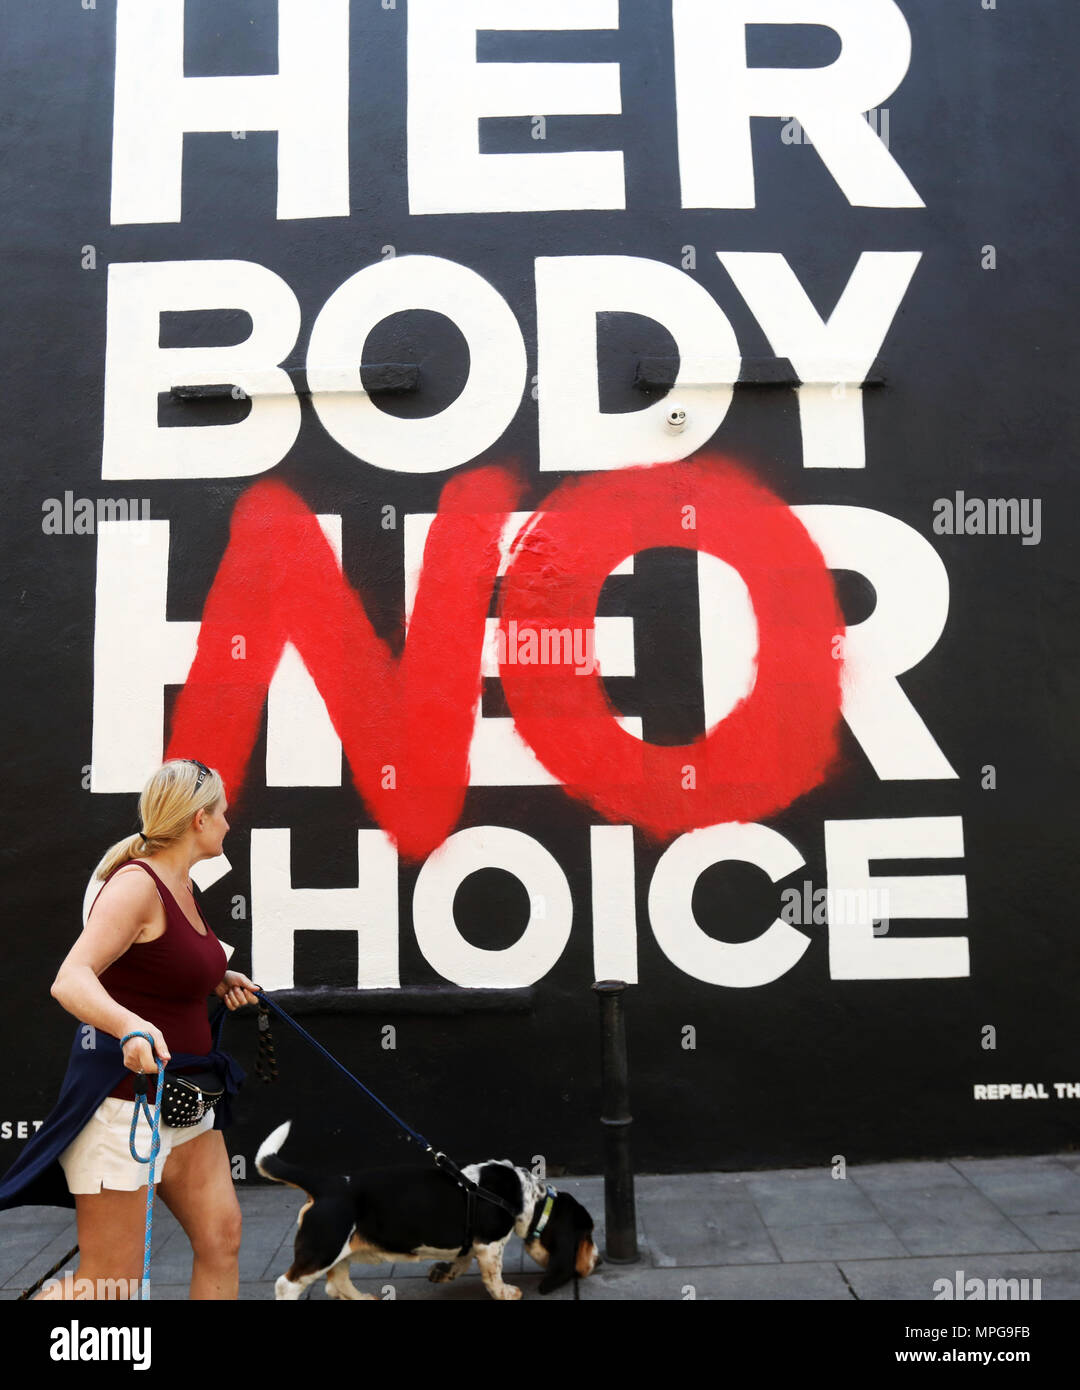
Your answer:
[255,1121,599,1300]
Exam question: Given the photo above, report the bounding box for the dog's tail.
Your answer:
[255,1120,324,1195]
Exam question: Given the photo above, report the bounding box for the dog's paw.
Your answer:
[428,1262,454,1283]
[327,1278,377,1301]
[326,1260,378,1301]
[500,1283,523,1301]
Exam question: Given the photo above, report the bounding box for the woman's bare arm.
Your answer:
[50,868,171,1072]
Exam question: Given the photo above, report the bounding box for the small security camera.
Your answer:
[665,404,687,432]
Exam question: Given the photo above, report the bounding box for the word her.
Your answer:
[110,0,925,222]
[49,1320,151,1370]
[932,493,1041,545]
[41,493,150,535]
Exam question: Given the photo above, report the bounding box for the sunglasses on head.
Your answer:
[184,758,211,791]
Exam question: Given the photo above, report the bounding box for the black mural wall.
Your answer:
[0,0,1076,1181]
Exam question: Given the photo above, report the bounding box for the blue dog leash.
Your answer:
[120,1031,165,1301]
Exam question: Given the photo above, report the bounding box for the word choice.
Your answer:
[175,814,968,992]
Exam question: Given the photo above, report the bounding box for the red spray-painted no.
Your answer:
[167,457,843,860]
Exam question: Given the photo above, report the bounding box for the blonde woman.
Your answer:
[0,759,258,1300]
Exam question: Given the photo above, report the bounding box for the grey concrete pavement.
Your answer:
[3,1152,1078,1300]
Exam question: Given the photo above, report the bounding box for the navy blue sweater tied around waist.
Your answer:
[0,1005,244,1212]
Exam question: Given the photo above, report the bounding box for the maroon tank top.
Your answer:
[90,860,228,1102]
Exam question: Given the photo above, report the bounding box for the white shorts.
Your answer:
[58,1096,217,1195]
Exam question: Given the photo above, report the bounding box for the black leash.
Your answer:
[252,989,518,1250]
[254,998,278,1083]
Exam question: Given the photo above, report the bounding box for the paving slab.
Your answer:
[636,1178,778,1267]
[0,1214,77,1287]
[0,1205,74,1230]
[770,1220,909,1263]
[948,1157,1080,1215]
[237,1214,304,1282]
[232,1187,304,1213]
[840,1251,1080,1301]
[850,1161,974,1190]
[1007,1213,1080,1252]
[744,1169,882,1227]
[0,1221,79,1294]
[579,1259,853,1300]
[636,1171,750,1192]
[848,1167,1039,1257]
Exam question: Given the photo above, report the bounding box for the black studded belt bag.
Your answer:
[160,1069,224,1128]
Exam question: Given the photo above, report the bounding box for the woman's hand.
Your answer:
[120,1020,170,1074]
[215,970,261,1011]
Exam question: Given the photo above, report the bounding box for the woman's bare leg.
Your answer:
[34,1187,146,1299]
[157,1129,241,1299]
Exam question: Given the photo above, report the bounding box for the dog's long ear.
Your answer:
[537,1195,591,1294]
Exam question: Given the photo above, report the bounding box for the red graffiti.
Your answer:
[498,457,844,839]
[168,458,843,861]
[166,465,521,862]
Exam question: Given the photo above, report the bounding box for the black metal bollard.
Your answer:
[592,979,638,1262]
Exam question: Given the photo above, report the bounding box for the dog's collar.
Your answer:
[526,1185,558,1242]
